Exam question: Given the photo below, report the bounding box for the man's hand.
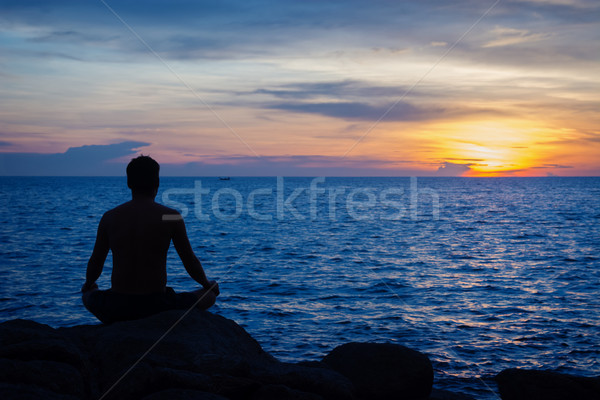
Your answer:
[205,280,220,296]
[81,281,98,293]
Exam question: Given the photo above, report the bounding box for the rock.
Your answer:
[0,319,59,343]
[61,310,275,398]
[0,310,356,399]
[250,384,323,400]
[251,362,354,399]
[428,388,476,400]
[0,319,91,398]
[207,374,263,399]
[495,368,600,400]
[0,382,80,400]
[0,358,85,398]
[142,388,229,400]
[0,319,85,369]
[322,342,434,400]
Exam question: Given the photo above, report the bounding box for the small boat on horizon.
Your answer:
[219,177,231,180]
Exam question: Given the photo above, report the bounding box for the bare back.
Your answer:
[101,199,179,294]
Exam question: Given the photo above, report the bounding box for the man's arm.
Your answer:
[82,215,109,292]
[172,216,219,295]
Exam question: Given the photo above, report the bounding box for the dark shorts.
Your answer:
[83,287,199,324]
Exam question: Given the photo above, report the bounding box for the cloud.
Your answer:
[482,26,549,48]
[268,101,441,122]
[531,163,573,169]
[263,97,501,122]
[0,142,447,176]
[1,0,597,66]
[0,141,150,175]
[534,130,600,146]
[2,0,591,64]
[245,80,445,122]
[3,1,421,61]
[443,157,486,162]
[160,154,434,177]
[233,78,508,122]
[435,162,472,177]
[250,80,419,100]
[579,131,600,143]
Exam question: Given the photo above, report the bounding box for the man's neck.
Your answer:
[131,193,156,202]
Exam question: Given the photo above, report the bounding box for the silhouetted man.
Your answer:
[82,155,219,323]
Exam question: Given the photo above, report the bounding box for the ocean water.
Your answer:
[1,176,599,398]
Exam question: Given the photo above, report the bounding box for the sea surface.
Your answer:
[1,176,599,398]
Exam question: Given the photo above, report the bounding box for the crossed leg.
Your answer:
[189,287,217,310]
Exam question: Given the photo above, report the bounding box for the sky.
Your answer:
[0,0,599,176]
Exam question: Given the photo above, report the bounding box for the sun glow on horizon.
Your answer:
[421,119,567,176]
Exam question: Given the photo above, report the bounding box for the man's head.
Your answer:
[126,155,160,196]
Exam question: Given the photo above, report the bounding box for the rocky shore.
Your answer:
[0,310,598,399]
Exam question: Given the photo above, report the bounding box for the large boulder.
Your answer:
[250,361,354,399]
[0,310,355,400]
[495,368,600,400]
[0,319,88,399]
[61,310,275,398]
[322,342,433,400]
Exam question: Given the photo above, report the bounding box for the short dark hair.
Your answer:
[126,155,160,195]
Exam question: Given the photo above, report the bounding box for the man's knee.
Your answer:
[195,289,216,310]
[82,291,92,308]
[82,288,104,317]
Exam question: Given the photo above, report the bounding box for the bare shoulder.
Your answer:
[107,201,132,213]
[100,205,119,222]
[154,202,183,222]
[102,201,130,219]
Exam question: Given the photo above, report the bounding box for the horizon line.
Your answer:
[1,175,599,179]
